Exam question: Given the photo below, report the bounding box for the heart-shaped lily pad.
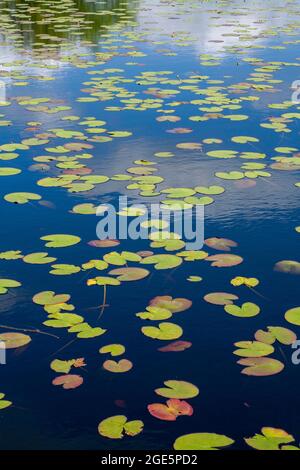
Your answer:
[32,291,71,306]
[245,428,296,450]
[108,267,149,281]
[103,359,133,373]
[0,332,31,349]
[136,306,172,321]
[148,399,193,421]
[155,380,199,399]
[52,374,83,389]
[224,302,260,317]
[174,433,234,450]
[99,344,125,356]
[205,254,243,267]
[233,341,274,357]
[41,234,81,248]
[141,322,183,340]
[4,192,42,204]
[0,279,21,294]
[98,415,143,439]
[285,307,300,325]
[204,292,238,305]
[23,252,56,264]
[237,357,284,376]
[140,254,182,270]
[150,296,192,312]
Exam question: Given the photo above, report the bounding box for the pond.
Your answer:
[0,0,300,452]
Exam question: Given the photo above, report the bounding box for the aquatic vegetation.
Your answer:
[98,415,144,439]
[173,433,234,450]
[148,399,193,421]
[0,0,300,452]
[244,428,300,450]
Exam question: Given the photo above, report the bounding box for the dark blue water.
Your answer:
[0,0,300,450]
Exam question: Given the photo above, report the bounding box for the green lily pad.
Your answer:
[215,171,244,180]
[104,251,141,266]
[98,415,143,439]
[140,254,182,270]
[233,341,274,357]
[204,292,239,305]
[50,264,81,276]
[0,279,21,294]
[108,267,149,281]
[150,296,192,312]
[255,326,296,345]
[72,203,97,214]
[50,359,76,374]
[155,380,199,399]
[141,322,183,340]
[23,252,56,264]
[174,433,234,450]
[0,250,23,260]
[41,234,81,248]
[88,276,121,286]
[224,302,260,318]
[237,357,284,376]
[136,306,172,321]
[4,192,41,204]
[0,332,31,349]
[274,260,300,275]
[99,344,125,356]
[33,291,71,306]
[0,167,22,176]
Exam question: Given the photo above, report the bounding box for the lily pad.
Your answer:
[99,344,125,356]
[41,234,81,248]
[0,332,31,349]
[52,374,83,390]
[245,428,296,450]
[140,254,182,270]
[155,380,199,399]
[237,357,284,376]
[141,322,183,340]
[33,291,70,306]
[205,254,243,267]
[150,296,192,312]
[148,399,193,421]
[205,237,237,251]
[285,307,300,326]
[224,302,260,318]
[108,267,149,281]
[4,192,41,204]
[23,253,56,264]
[158,341,192,352]
[204,292,239,305]
[0,279,21,295]
[98,415,143,439]
[103,359,133,373]
[174,433,234,450]
[233,341,274,357]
